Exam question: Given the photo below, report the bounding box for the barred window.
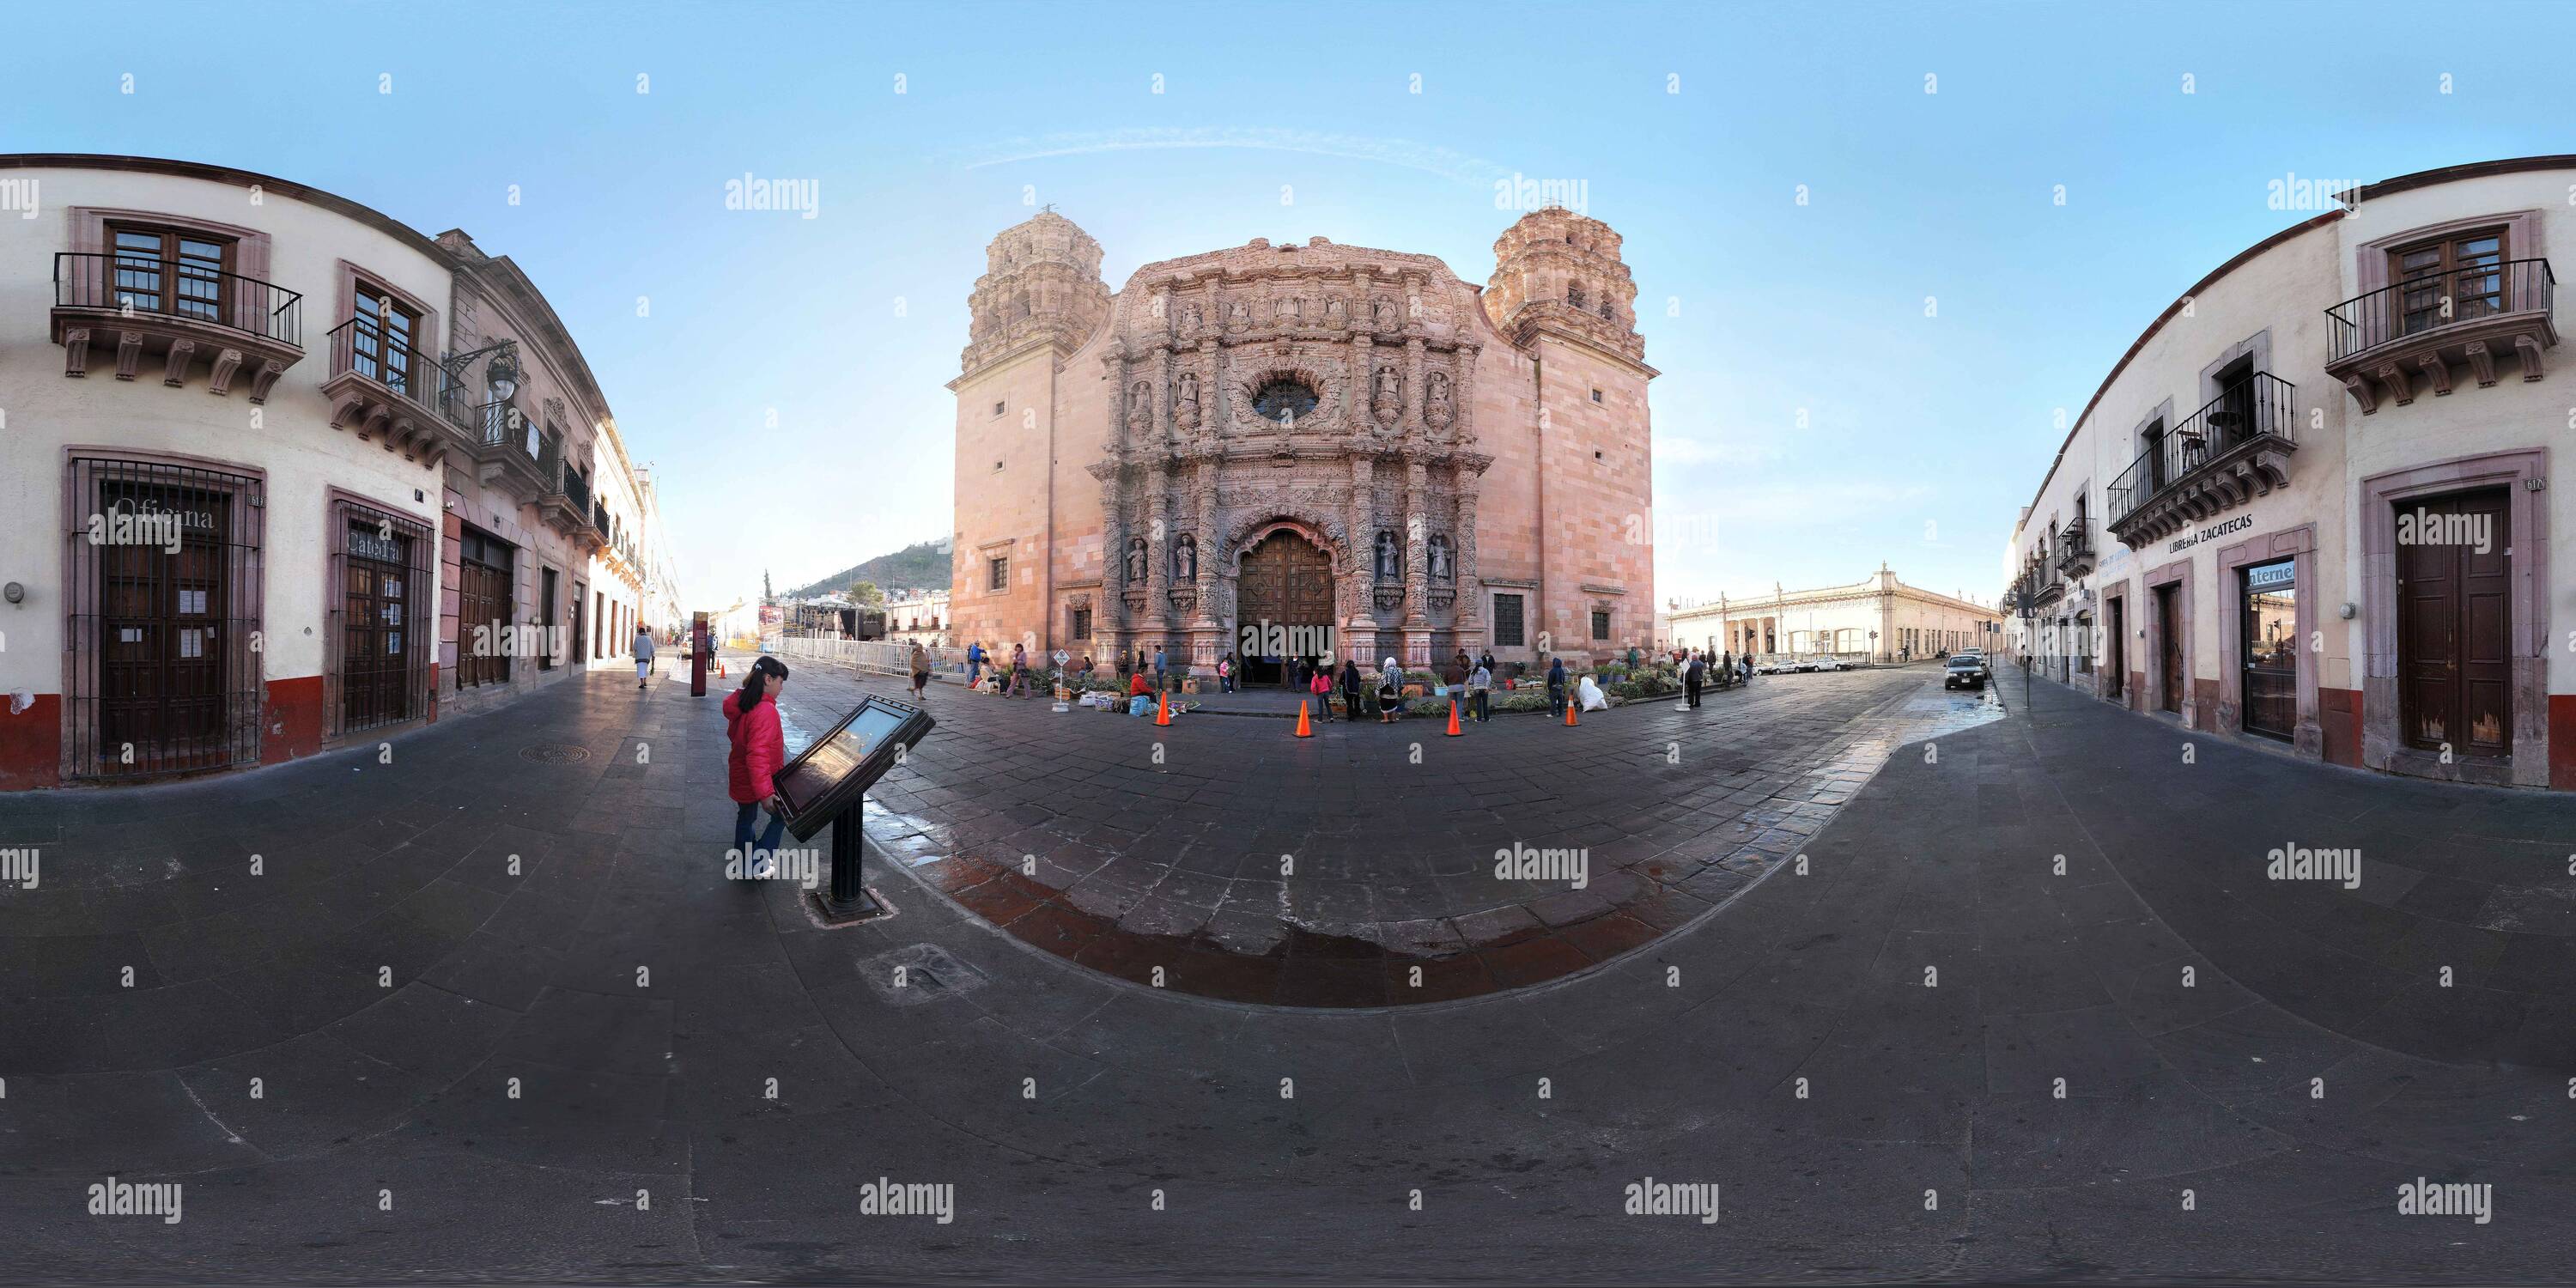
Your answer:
[1492,593,1524,647]
[987,556,1009,592]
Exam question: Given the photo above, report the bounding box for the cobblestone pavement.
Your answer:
[779,656,2001,1005]
[0,659,2568,1284]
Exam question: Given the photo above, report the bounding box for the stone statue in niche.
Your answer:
[1375,530,1400,580]
[1423,370,1455,432]
[1371,297,1397,331]
[1174,534,1197,582]
[1126,538,1148,584]
[1277,296,1302,324]
[1227,301,1251,332]
[1184,302,1203,333]
[1176,372,1200,430]
[1428,534,1454,581]
[1125,381,1152,434]
[1325,296,1346,330]
[1371,366,1402,428]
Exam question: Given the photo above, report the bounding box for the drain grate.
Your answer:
[519,744,592,763]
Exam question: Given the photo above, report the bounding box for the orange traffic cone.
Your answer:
[1445,698,1464,737]
[1293,700,1314,738]
[1155,690,1171,726]
[1564,696,1579,727]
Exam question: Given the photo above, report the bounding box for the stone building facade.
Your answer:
[1666,568,2002,663]
[948,208,1656,681]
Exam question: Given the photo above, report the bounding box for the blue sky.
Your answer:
[9,0,2573,616]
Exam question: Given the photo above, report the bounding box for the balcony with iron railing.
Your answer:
[321,314,487,470]
[2105,371,2297,547]
[2056,515,2096,578]
[2325,258,2555,412]
[51,251,306,400]
[542,449,596,541]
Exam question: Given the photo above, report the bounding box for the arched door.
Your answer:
[1235,531,1334,686]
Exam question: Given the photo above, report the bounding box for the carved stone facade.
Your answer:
[952,210,1656,680]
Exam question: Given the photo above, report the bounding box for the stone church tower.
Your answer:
[948,206,1655,678]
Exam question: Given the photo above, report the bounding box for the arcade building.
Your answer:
[946,207,1657,683]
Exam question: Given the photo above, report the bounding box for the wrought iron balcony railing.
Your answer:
[325,315,477,431]
[2106,371,2297,527]
[54,251,303,347]
[2326,258,2555,363]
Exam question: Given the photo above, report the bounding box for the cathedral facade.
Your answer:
[948,207,1656,682]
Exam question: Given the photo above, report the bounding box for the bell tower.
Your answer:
[951,210,1110,656]
[1484,206,1656,660]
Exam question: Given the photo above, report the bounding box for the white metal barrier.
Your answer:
[775,633,975,680]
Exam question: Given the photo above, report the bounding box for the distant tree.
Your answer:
[763,569,774,600]
[844,580,887,606]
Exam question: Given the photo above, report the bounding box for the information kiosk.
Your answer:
[770,693,935,921]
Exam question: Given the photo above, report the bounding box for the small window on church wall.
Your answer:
[1492,594,1525,647]
[988,556,1009,592]
[1589,388,1602,403]
[993,400,1005,416]
[1567,282,1587,311]
[1591,610,1611,641]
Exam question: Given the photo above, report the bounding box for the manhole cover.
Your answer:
[858,943,986,1006]
[519,744,592,763]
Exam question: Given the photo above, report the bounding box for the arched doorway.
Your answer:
[1234,529,1334,686]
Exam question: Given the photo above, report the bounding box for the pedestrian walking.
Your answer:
[633,623,655,690]
[965,641,985,687]
[723,656,790,880]
[1376,656,1404,724]
[1309,664,1334,720]
[1686,653,1704,708]
[1339,658,1364,723]
[909,641,932,700]
[1546,656,1568,718]
[1468,658,1492,721]
[1218,653,1236,694]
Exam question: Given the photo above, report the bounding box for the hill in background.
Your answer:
[786,539,951,599]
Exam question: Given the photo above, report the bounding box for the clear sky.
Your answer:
[9,0,2573,617]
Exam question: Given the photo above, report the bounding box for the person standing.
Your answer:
[1376,656,1404,724]
[909,641,932,700]
[1152,646,1168,691]
[1218,652,1236,694]
[1468,657,1492,722]
[633,623,655,690]
[1309,662,1334,720]
[1719,650,1733,690]
[1685,652,1704,708]
[724,656,791,880]
[1546,656,1568,718]
[1339,658,1364,723]
[965,640,984,688]
[1627,645,1642,670]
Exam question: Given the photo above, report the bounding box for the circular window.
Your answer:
[1250,378,1319,423]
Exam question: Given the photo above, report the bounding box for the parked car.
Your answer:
[1808,656,1850,672]
[1944,655,1987,690]
[1755,658,1789,675]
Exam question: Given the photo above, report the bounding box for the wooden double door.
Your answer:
[1235,532,1334,685]
[99,497,231,774]
[341,536,415,732]
[2397,489,2512,758]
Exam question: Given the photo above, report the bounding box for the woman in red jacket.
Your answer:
[724,655,791,876]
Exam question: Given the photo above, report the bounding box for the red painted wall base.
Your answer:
[0,694,64,791]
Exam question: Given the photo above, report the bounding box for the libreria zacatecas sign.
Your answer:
[2167,514,2255,554]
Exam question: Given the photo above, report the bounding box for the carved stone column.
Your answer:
[1144,461,1171,648]
[1190,458,1222,671]
[1456,470,1483,644]
[1402,456,1431,664]
[1403,337,1425,435]
[1344,454,1376,666]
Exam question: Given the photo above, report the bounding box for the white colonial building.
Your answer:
[2006,155,2572,790]
[1665,567,2002,664]
[0,155,673,788]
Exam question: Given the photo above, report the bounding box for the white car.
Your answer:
[1807,657,1849,672]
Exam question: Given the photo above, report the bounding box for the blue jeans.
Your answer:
[735,801,785,877]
